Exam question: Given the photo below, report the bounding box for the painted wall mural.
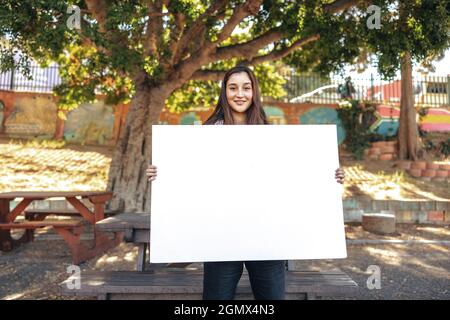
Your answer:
[368,104,400,137]
[264,106,287,124]
[299,107,346,144]
[180,112,201,125]
[4,96,56,137]
[64,101,115,145]
[419,108,450,132]
[367,105,450,136]
[1,90,448,146]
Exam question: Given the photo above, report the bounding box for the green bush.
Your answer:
[439,138,450,157]
[336,100,375,160]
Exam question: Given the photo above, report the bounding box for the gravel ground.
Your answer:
[0,224,449,300]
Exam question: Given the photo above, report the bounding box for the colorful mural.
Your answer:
[264,106,287,124]
[369,105,400,137]
[64,101,115,145]
[180,112,201,125]
[368,105,450,136]
[4,96,56,137]
[299,107,346,144]
[420,108,450,132]
[2,90,448,146]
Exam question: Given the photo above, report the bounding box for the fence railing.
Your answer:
[1,65,449,107]
[280,71,450,108]
[0,65,61,93]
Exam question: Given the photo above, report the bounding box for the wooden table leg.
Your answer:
[0,199,33,251]
[55,226,124,265]
[62,194,121,263]
[136,243,148,271]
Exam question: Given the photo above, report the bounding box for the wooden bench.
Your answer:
[25,209,118,221]
[60,269,359,300]
[0,218,121,265]
[0,219,84,263]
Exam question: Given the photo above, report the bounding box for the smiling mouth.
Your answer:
[234,100,247,104]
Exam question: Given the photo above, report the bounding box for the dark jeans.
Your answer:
[203,260,285,300]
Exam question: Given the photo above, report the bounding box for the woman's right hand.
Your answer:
[146,164,157,181]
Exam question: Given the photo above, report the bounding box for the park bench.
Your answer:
[60,268,358,300]
[0,191,123,264]
[0,219,86,263]
[24,208,118,221]
[59,212,359,300]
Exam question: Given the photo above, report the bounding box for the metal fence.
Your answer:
[1,65,449,107]
[280,71,450,107]
[0,64,61,93]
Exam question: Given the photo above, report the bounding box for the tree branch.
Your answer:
[244,34,320,66]
[167,12,186,65]
[84,0,108,33]
[144,1,163,59]
[324,0,370,13]
[213,28,282,61]
[209,0,370,65]
[169,0,367,89]
[191,69,227,81]
[172,0,228,65]
[212,0,263,45]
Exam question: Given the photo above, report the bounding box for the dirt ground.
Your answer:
[1,223,449,300]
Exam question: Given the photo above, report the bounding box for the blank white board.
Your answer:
[150,125,346,263]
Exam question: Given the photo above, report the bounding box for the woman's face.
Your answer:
[226,72,253,114]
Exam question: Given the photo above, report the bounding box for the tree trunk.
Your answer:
[398,51,418,160]
[54,111,65,140]
[106,73,170,212]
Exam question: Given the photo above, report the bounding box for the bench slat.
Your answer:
[61,270,358,298]
[96,212,150,232]
[0,219,83,229]
[25,209,118,216]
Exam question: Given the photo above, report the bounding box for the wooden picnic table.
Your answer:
[68,212,359,300]
[0,191,123,264]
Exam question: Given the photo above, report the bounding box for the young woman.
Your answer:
[146,65,345,300]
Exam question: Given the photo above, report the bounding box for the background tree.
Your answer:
[1,0,369,211]
[363,0,450,160]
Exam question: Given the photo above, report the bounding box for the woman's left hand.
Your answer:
[335,168,345,184]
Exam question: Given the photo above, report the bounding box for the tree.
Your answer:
[2,0,448,210]
[2,0,372,211]
[363,0,450,160]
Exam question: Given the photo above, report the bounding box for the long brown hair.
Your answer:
[204,65,268,125]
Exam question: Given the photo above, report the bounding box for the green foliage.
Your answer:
[363,0,450,79]
[1,0,449,114]
[439,139,450,157]
[336,100,377,160]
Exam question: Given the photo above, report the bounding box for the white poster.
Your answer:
[150,125,347,263]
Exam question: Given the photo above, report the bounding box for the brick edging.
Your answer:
[343,198,450,224]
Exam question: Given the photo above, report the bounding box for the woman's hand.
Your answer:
[335,167,345,184]
[146,165,157,181]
